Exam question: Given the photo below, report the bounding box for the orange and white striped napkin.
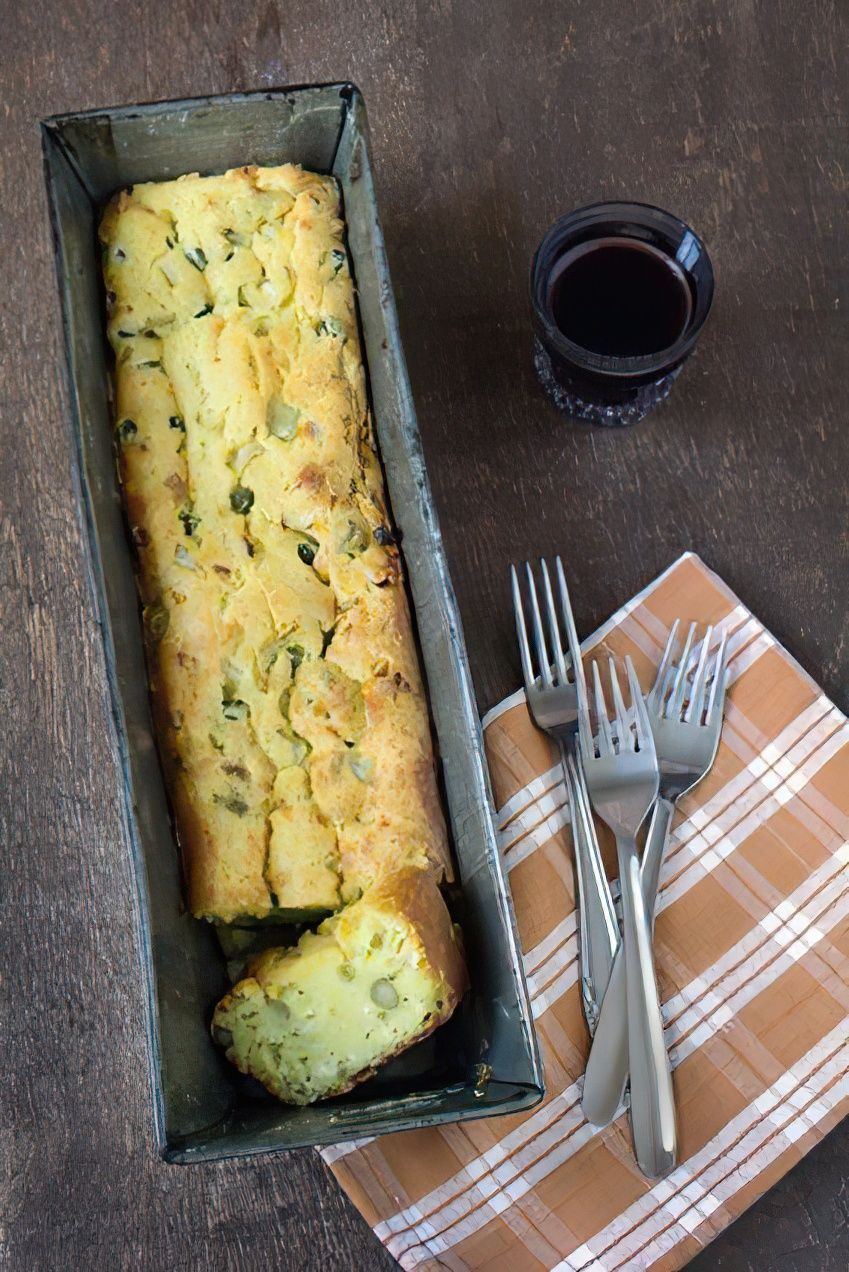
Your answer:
[321,552,849,1271]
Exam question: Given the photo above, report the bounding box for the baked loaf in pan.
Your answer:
[213,865,468,1104]
[101,163,467,1103]
[100,164,453,924]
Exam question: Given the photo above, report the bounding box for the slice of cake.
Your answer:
[212,866,468,1104]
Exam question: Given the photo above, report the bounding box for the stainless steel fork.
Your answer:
[578,656,674,1179]
[511,558,619,1031]
[582,623,730,1131]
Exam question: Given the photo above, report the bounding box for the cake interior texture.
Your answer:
[213,865,468,1104]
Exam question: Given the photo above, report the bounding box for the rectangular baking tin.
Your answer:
[42,83,543,1161]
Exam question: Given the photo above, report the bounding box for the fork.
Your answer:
[581,624,729,1131]
[512,559,619,1030]
[578,655,674,1179]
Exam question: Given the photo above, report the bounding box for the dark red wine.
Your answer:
[548,236,693,358]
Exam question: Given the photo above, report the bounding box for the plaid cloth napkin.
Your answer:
[321,552,849,1271]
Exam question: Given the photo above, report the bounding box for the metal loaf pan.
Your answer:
[42,83,544,1161]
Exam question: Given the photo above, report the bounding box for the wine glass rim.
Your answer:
[530,201,715,378]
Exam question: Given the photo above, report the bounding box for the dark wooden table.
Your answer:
[3,1,848,1268]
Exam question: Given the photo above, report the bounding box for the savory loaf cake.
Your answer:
[212,865,468,1104]
[100,164,453,923]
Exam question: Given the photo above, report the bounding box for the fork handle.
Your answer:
[614,832,677,1178]
[641,797,674,925]
[560,740,619,1031]
[581,798,674,1126]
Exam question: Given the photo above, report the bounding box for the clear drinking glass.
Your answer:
[530,201,714,426]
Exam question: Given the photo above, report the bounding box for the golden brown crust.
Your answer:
[100,164,452,923]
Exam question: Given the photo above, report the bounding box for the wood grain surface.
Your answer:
[2,0,848,1268]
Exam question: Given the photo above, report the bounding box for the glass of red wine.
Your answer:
[531,202,714,426]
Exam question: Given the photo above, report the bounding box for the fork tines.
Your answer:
[587,656,653,759]
[649,622,729,726]
[511,556,584,692]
